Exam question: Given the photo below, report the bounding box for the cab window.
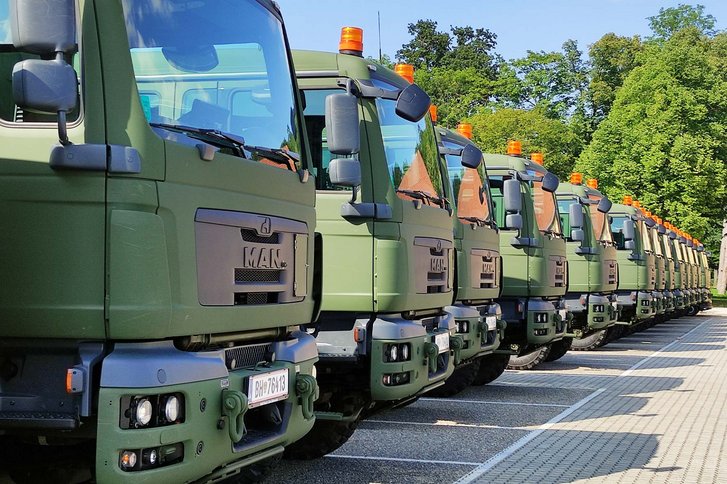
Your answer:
[442,139,491,223]
[302,88,347,191]
[533,181,561,234]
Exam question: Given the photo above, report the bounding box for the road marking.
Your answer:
[419,397,570,408]
[364,419,533,431]
[454,317,712,484]
[326,454,479,466]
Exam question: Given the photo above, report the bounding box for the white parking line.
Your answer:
[326,454,479,466]
[364,419,533,431]
[454,318,713,484]
[419,397,570,408]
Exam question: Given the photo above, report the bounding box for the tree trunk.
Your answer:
[717,220,727,294]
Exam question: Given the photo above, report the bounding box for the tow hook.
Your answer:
[423,342,438,373]
[450,335,463,365]
[295,374,318,421]
[222,389,248,443]
[479,320,489,345]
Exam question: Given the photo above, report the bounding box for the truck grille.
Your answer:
[225,343,271,370]
[471,249,499,289]
[413,237,453,294]
[241,229,280,244]
[235,269,283,283]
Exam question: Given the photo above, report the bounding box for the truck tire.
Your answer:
[508,346,551,370]
[606,325,624,342]
[471,353,510,385]
[227,455,282,483]
[283,417,360,460]
[427,359,481,397]
[544,338,572,361]
[571,330,608,351]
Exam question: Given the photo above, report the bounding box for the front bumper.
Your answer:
[446,302,503,364]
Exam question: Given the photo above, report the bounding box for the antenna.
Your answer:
[378,11,382,62]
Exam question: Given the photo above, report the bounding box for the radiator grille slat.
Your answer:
[225,343,271,370]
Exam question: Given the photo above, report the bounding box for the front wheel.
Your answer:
[508,346,551,370]
[471,353,510,385]
[283,417,361,460]
[571,330,608,351]
[427,359,481,397]
[544,337,572,362]
[225,455,282,483]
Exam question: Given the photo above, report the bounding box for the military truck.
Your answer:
[663,222,687,316]
[0,1,321,482]
[644,212,668,323]
[433,125,506,392]
[607,198,656,337]
[654,217,677,319]
[697,241,713,311]
[286,35,459,458]
[484,144,568,370]
[555,176,619,353]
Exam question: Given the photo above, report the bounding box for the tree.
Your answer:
[648,4,718,41]
[466,108,581,179]
[576,29,727,254]
[414,67,493,126]
[396,20,451,70]
[588,33,643,119]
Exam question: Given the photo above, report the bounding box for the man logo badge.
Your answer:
[436,240,442,253]
[259,217,272,236]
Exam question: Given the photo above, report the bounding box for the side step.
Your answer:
[0,411,78,430]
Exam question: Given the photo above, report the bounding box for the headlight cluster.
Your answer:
[534,312,550,324]
[120,443,184,472]
[383,343,411,363]
[120,393,184,429]
[382,372,411,386]
[592,304,605,313]
[455,320,470,334]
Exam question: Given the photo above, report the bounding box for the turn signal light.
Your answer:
[339,27,364,56]
[457,123,473,139]
[587,178,598,189]
[506,140,522,156]
[623,195,633,205]
[394,63,415,83]
[429,105,438,123]
[530,152,544,165]
[570,172,583,185]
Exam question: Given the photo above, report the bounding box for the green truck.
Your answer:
[484,146,569,370]
[607,199,656,338]
[697,242,713,311]
[286,43,458,458]
[434,126,506,391]
[0,1,320,482]
[645,213,669,322]
[655,218,677,319]
[555,177,619,353]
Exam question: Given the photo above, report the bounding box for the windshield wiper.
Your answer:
[396,189,448,208]
[150,123,298,171]
[458,216,488,227]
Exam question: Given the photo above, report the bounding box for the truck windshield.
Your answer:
[121,0,301,167]
[588,195,613,243]
[641,220,653,252]
[532,180,561,234]
[652,228,663,256]
[442,140,492,224]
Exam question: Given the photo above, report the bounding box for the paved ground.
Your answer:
[272,309,727,484]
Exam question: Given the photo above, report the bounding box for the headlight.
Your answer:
[390,344,398,361]
[164,396,180,423]
[400,344,409,361]
[134,398,153,427]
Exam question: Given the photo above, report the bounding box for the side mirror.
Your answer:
[625,240,636,250]
[10,0,76,55]
[658,224,666,235]
[569,203,584,229]
[328,158,361,188]
[623,220,635,241]
[506,213,523,230]
[541,172,559,193]
[597,197,612,214]
[13,59,77,114]
[395,84,431,122]
[571,229,585,242]
[644,217,655,228]
[325,93,360,155]
[668,230,677,240]
[503,179,522,213]
[460,144,482,169]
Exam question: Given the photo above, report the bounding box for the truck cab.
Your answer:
[287,35,458,458]
[0,1,320,482]
[485,146,568,370]
[609,199,656,329]
[665,223,687,315]
[697,243,713,311]
[556,176,619,353]
[645,214,668,321]
[434,125,506,390]
[656,219,677,318]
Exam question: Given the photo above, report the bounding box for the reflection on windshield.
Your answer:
[443,141,491,224]
[121,0,300,168]
[532,181,560,233]
[588,195,613,242]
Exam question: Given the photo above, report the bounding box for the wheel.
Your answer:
[283,417,360,460]
[544,337,572,361]
[427,359,481,397]
[508,346,551,370]
[471,353,510,385]
[571,330,608,351]
[225,455,282,483]
[686,305,698,316]
[605,325,624,342]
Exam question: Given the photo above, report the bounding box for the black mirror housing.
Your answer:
[395,84,431,122]
[506,213,523,230]
[597,197,612,214]
[325,93,360,155]
[10,0,76,55]
[569,203,584,230]
[623,220,635,241]
[13,59,77,114]
[542,172,559,193]
[460,144,482,169]
[571,229,585,242]
[503,178,522,213]
[328,158,361,188]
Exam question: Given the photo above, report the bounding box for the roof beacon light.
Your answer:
[633,200,641,208]
[457,123,473,139]
[622,195,633,205]
[530,152,544,165]
[587,178,598,189]
[429,105,438,124]
[339,27,364,56]
[394,63,415,84]
[506,140,522,156]
[570,172,583,185]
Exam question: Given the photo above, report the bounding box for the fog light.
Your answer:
[164,396,180,423]
[134,398,153,427]
[400,344,410,361]
[120,450,137,470]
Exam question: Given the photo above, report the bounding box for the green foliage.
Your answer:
[588,33,644,118]
[576,29,727,248]
[648,4,719,40]
[466,108,581,179]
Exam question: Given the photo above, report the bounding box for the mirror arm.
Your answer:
[350,185,359,204]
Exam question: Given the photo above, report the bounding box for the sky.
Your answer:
[276,0,727,61]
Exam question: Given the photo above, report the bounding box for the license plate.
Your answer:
[559,309,568,321]
[247,369,289,408]
[485,316,497,330]
[435,332,449,353]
